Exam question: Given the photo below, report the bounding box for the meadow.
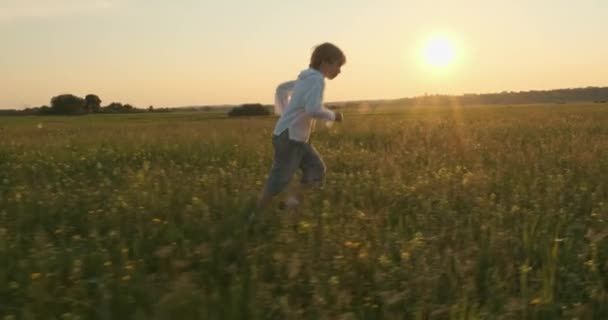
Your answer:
[1,104,607,319]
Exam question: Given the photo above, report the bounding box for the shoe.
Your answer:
[279,196,300,211]
[285,197,300,209]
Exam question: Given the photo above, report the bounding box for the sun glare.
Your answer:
[423,36,456,68]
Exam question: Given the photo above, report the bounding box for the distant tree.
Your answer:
[228,103,271,117]
[85,94,102,113]
[22,107,35,115]
[50,94,86,115]
[148,105,154,112]
[0,109,21,116]
[39,105,52,115]
[123,104,135,112]
[102,102,124,113]
[101,102,142,113]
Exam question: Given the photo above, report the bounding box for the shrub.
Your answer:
[227,103,271,117]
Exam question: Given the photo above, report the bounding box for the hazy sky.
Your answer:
[2,0,607,109]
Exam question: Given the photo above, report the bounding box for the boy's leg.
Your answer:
[252,158,297,223]
[256,189,274,209]
[300,143,326,187]
[287,143,326,208]
[280,182,303,210]
[255,131,305,211]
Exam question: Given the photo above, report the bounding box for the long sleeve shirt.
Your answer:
[272,68,336,142]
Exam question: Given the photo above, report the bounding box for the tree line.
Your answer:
[2,87,607,116]
[0,94,171,116]
[364,86,608,108]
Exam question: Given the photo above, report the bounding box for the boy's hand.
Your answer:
[334,112,344,122]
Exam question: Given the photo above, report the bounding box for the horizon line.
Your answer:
[2,85,607,110]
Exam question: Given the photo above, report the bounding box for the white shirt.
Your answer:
[273,68,336,142]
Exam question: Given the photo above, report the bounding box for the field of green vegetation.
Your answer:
[1,104,607,319]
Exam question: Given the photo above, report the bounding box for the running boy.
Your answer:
[255,42,346,213]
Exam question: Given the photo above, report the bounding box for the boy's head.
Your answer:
[310,42,346,80]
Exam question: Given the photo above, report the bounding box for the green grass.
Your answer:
[1,104,607,319]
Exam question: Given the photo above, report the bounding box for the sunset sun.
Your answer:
[423,36,456,68]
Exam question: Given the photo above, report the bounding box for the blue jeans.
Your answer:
[263,129,326,196]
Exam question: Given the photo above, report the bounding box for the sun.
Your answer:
[423,36,456,68]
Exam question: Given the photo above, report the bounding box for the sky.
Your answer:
[1,0,607,109]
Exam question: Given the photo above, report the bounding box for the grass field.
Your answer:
[1,104,607,319]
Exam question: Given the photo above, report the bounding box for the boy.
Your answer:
[254,42,346,216]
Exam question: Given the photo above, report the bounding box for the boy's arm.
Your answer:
[303,81,337,121]
[274,81,296,115]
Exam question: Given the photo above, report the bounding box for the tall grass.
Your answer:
[1,105,607,319]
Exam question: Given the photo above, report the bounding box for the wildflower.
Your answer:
[358,250,369,259]
[298,221,312,232]
[519,263,532,273]
[344,241,361,249]
[584,259,598,272]
[410,232,425,248]
[378,255,391,266]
